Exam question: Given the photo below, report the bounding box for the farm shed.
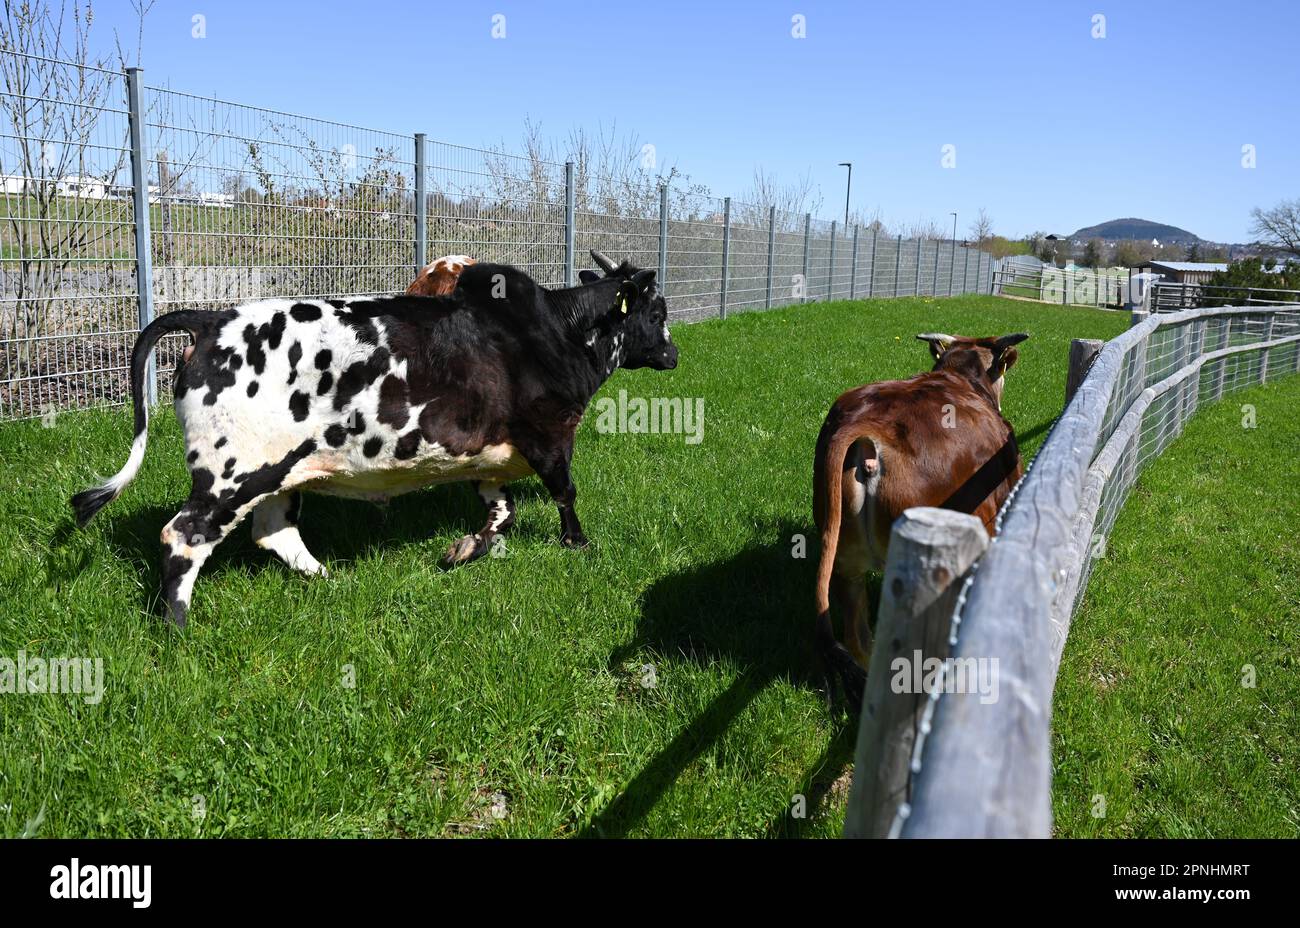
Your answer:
[1136,260,1228,285]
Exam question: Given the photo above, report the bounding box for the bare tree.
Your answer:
[904,217,946,241]
[0,0,151,374]
[851,206,887,237]
[1249,199,1300,257]
[969,208,993,248]
[738,167,823,231]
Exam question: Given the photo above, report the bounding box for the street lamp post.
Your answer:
[949,212,958,296]
[839,162,852,229]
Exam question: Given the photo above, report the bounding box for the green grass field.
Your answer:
[1,295,1131,838]
[1053,375,1300,837]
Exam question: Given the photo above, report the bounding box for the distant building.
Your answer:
[1136,260,1228,285]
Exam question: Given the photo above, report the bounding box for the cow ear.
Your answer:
[915,332,954,359]
[992,333,1030,374]
[615,280,639,314]
[578,269,601,285]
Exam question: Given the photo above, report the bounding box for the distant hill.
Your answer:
[1071,218,1202,243]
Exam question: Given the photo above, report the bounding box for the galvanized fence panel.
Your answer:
[805,219,833,303]
[575,175,661,286]
[663,189,726,321]
[769,210,806,310]
[872,234,898,298]
[1,56,138,420]
[722,202,771,314]
[896,236,918,298]
[426,140,566,287]
[141,84,420,397]
[830,227,855,300]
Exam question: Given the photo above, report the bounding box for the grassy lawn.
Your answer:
[1053,374,1300,837]
[0,294,1127,838]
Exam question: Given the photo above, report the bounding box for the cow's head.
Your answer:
[916,332,1030,408]
[580,250,678,371]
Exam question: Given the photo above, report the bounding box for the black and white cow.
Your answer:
[72,251,677,626]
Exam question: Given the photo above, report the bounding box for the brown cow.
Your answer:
[812,332,1029,702]
[407,254,476,295]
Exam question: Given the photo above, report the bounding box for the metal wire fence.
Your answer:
[993,260,1130,308]
[0,56,138,420]
[893,303,1300,837]
[1,52,993,420]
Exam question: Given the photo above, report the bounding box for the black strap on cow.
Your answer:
[939,431,1020,517]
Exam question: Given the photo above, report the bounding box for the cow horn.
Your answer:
[590,250,619,273]
[915,332,955,347]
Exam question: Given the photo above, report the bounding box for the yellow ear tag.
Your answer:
[620,296,628,313]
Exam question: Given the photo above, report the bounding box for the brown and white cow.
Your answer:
[407,254,476,296]
[812,332,1029,701]
[72,252,676,627]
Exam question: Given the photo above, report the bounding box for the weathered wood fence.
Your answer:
[846,303,1300,837]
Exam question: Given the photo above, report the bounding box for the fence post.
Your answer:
[413,133,427,275]
[1065,338,1104,406]
[765,205,776,309]
[827,220,837,300]
[1258,314,1275,384]
[849,225,859,300]
[844,507,990,838]
[802,213,811,304]
[126,67,157,409]
[868,227,878,298]
[932,240,941,297]
[563,161,576,287]
[948,237,956,296]
[720,196,731,320]
[658,184,669,296]
[914,237,922,296]
[893,235,902,297]
[962,247,971,293]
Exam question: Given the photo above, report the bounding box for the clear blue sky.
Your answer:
[90,0,1297,243]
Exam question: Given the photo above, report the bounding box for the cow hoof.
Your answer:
[560,532,590,549]
[165,603,189,629]
[441,533,486,567]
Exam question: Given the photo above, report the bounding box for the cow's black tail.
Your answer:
[70,311,214,526]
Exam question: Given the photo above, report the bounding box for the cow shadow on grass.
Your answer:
[45,481,555,619]
[577,519,880,838]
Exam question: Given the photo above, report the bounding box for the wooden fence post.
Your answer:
[1065,338,1104,407]
[844,508,990,839]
